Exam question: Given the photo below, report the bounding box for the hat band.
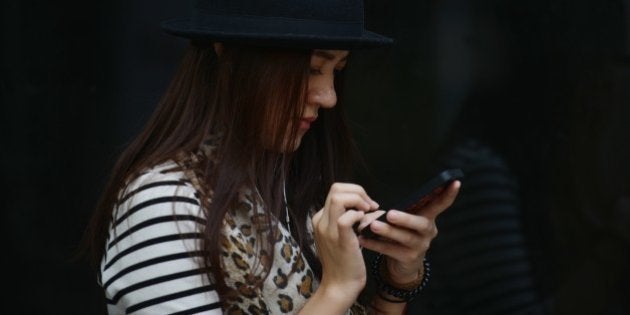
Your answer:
[191,12,364,37]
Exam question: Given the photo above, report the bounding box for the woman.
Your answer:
[83,0,460,314]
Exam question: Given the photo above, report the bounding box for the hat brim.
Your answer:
[161,18,393,50]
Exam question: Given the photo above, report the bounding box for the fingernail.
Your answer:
[370,200,380,209]
[364,201,373,210]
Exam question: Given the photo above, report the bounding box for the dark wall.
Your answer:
[2,0,628,314]
[2,1,189,313]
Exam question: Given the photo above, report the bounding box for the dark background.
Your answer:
[2,0,629,314]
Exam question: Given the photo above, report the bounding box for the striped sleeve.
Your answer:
[410,140,547,315]
[100,162,222,315]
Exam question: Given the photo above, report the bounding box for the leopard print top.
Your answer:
[189,141,367,314]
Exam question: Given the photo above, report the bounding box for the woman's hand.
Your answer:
[359,181,461,284]
[310,183,379,303]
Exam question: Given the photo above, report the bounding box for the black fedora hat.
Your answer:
[161,0,393,49]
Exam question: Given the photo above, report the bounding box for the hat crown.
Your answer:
[196,0,363,23]
[161,0,392,49]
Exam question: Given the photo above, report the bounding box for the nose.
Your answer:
[307,77,337,109]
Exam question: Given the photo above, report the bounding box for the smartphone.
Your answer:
[357,168,464,239]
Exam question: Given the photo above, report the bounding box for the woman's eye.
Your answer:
[309,68,323,75]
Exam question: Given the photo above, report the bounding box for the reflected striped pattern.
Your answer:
[410,140,547,315]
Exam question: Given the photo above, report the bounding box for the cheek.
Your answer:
[306,77,316,102]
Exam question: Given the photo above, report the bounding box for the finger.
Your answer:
[328,183,379,209]
[367,219,434,249]
[320,192,375,238]
[325,192,378,220]
[355,210,386,232]
[417,180,460,220]
[359,236,427,264]
[337,210,365,242]
[381,210,437,237]
[312,208,323,227]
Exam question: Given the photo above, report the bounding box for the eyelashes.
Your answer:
[309,68,323,75]
[309,68,344,76]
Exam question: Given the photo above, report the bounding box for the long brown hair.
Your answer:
[83,41,358,298]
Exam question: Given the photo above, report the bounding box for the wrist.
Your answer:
[384,258,424,287]
[308,282,359,312]
[320,271,366,296]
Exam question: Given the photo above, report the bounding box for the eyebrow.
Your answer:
[313,50,349,62]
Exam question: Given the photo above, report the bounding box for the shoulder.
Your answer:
[113,161,205,225]
[120,161,200,205]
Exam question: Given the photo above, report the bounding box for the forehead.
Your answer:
[312,50,350,61]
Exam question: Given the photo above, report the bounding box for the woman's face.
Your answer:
[289,49,349,150]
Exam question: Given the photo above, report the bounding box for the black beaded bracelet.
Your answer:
[377,291,407,303]
[371,253,431,303]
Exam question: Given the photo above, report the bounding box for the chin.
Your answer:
[285,138,303,152]
[280,134,304,153]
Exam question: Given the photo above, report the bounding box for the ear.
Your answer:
[213,42,224,57]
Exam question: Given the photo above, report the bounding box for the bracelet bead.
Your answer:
[371,253,431,303]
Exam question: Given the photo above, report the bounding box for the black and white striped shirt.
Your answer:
[100,162,222,314]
